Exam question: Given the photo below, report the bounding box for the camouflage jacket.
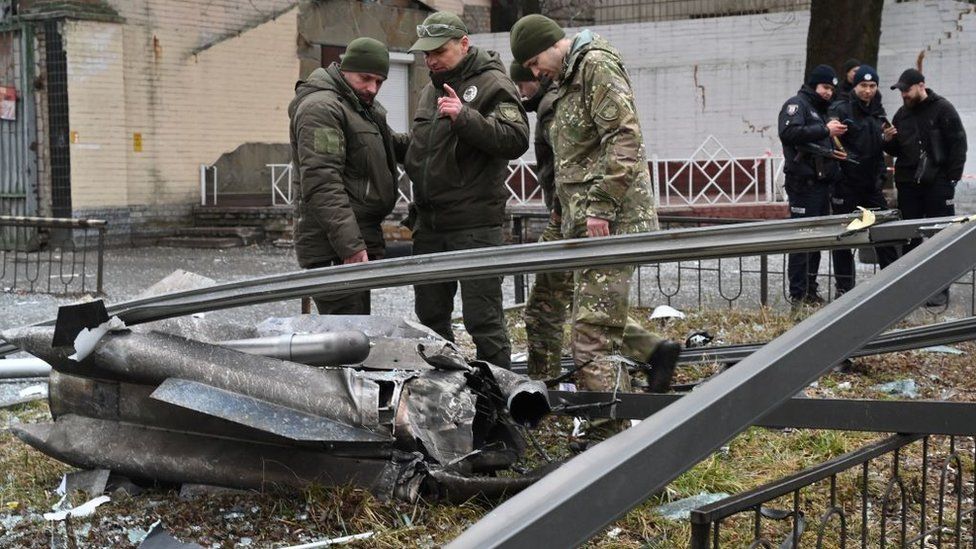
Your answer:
[551,31,656,235]
[404,47,529,232]
[288,64,407,267]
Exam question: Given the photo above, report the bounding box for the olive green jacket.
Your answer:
[533,83,559,213]
[551,32,656,235]
[288,64,406,267]
[404,47,529,231]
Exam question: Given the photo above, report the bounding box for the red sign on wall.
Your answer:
[0,86,16,121]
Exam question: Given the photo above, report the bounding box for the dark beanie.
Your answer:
[852,64,878,86]
[807,64,838,88]
[340,37,389,78]
[510,14,565,64]
[841,58,861,75]
[509,60,536,83]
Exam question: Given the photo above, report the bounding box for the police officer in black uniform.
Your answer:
[827,64,899,295]
[778,64,848,305]
[883,68,968,306]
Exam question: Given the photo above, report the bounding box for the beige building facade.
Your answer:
[0,0,500,241]
[64,1,300,238]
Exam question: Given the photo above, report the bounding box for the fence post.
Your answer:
[96,226,105,295]
[651,154,660,206]
[760,254,768,307]
[199,164,208,206]
[513,215,526,304]
[689,522,711,549]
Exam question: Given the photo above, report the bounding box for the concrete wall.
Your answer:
[593,0,810,25]
[297,0,429,117]
[473,0,976,209]
[62,0,300,236]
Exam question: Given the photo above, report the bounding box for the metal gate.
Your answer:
[0,22,39,247]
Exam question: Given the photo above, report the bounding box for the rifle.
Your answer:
[797,142,860,166]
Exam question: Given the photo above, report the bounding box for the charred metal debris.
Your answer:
[2,308,551,503]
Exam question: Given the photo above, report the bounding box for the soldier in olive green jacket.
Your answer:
[288,38,407,314]
[404,12,530,369]
[512,15,681,445]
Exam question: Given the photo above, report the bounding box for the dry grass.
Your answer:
[2,306,975,547]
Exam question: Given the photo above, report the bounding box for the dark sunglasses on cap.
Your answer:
[416,23,464,38]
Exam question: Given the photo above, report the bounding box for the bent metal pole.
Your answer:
[0,212,954,357]
[447,217,976,548]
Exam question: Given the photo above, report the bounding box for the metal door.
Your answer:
[0,23,38,248]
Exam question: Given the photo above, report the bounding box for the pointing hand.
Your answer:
[437,84,463,121]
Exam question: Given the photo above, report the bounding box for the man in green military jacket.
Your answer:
[288,37,406,314]
[404,12,530,369]
[511,15,681,444]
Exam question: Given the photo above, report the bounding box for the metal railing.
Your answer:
[268,163,293,205]
[198,164,217,206]
[653,136,783,206]
[690,434,976,548]
[0,215,106,295]
[448,217,976,548]
[510,213,976,314]
[201,137,783,210]
[388,136,785,209]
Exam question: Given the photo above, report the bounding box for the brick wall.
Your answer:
[62,0,300,239]
[63,20,127,209]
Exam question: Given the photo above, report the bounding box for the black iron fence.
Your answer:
[690,434,976,548]
[510,213,976,315]
[0,215,106,295]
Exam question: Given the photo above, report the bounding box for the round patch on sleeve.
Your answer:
[463,86,478,102]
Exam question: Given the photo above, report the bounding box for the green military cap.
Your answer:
[340,37,390,77]
[509,60,536,83]
[510,14,565,65]
[410,11,468,52]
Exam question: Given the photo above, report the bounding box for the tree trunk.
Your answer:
[805,0,884,77]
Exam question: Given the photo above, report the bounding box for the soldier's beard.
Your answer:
[356,91,376,105]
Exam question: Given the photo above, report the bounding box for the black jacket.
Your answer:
[778,85,840,182]
[883,89,968,185]
[835,81,854,103]
[828,94,887,189]
[404,47,530,232]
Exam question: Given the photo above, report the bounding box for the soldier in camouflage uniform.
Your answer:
[509,62,569,380]
[511,15,681,442]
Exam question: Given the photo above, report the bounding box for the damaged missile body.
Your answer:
[2,317,551,501]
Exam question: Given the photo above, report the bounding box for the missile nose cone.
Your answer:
[1,327,66,364]
[10,422,54,452]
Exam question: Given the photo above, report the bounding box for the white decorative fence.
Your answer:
[203,137,787,208]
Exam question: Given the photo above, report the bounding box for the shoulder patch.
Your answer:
[786,104,799,115]
[595,95,622,122]
[498,102,521,122]
[313,127,345,156]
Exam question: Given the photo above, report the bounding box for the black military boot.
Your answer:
[646,340,681,393]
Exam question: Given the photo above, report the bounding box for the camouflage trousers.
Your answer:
[524,219,663,383]
[563,203,663,441]
[524,219,573,380]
